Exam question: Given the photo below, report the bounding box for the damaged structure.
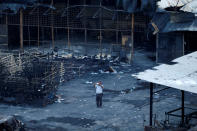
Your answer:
[0,0,157,105]
[0,0,157,61]
[133,51,197,130]
[152,0,197,63]
[0,0,197,131]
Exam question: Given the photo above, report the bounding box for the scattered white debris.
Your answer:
[55,95,64,103]
[172,95,177,97]
[59,78,64,83]
[91,72,98,75]
[99,70,109,74]
[61,53,73,58]
[85,81,93,84]
[120,91,126,94]
[154,93,160,99]
[55,98,64,103]
[120,62,130,67]
[119,71,124,74]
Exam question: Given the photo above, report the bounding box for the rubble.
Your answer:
[0,51,60,106]
[0,49,123,106]
[0,115,25,131]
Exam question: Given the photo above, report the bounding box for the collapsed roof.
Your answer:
[157,0,197,13]
[151,12,197,33]
[151,0,197,33]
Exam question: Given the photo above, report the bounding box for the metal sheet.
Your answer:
[181,1,197,13]
[158,0,193,9]
[162,18,197,32]
[132,51,197,94]
[152,12,197,33]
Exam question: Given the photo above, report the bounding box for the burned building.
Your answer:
[4,1,197,131]
[151,0,197,63]
[0,0,157,61]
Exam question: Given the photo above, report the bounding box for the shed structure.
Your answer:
[152,0,197,63]
[133,51,197,127]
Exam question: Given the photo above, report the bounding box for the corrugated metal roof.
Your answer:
[132,51,197,94]
[163,17,197,32]
[152,12,197,32]
[158,0,193,9]
[157,0,197,13]
[151,12,170,32]
[181,1,197,13]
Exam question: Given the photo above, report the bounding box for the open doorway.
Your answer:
[184,31,197,54]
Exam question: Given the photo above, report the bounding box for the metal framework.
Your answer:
[0,0,149,62]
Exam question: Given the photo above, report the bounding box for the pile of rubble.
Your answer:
[0,115,24,131]
[0,48,121,106]
[0,51,60,106]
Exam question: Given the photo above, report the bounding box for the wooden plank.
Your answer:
[20,9,24,51]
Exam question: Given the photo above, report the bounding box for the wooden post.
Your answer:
[67,0,70,51]
[99,0,102,58]
[130,13,134,63]
[28,26,31,47]
[116,11,118,45]
[51,0,54,49]
[37,6,40,47]
[85,29,87,44]
[20,8,24,51]
[84,0,87,44]
[84,0,87,54]
[156,33,159,63]
[6,13,8,47]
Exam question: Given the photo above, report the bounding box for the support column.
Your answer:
[20,8,24,51]
[6,13,8,47]
[67,0,70,51]
[181,90,185,125]
[156,33,159,63]
[116,12,118,45]
[150,82,154,126]
[130,13,134,63]
[51,0,54,49]
[84,0,87,44]
[37,7,40,47]
[99,0,102,57]
[84,0,87,55]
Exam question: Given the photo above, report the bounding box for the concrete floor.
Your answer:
[0,48,196,131]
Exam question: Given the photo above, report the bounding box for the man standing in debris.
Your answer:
[94,81,104,108]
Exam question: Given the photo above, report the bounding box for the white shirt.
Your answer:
[95,84,103,94]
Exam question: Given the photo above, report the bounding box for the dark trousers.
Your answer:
[96,93,103,107]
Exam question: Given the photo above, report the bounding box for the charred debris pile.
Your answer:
[0,50,60,106]
[0,49,120,106]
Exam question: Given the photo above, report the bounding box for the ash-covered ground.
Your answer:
[0,48,197,131]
